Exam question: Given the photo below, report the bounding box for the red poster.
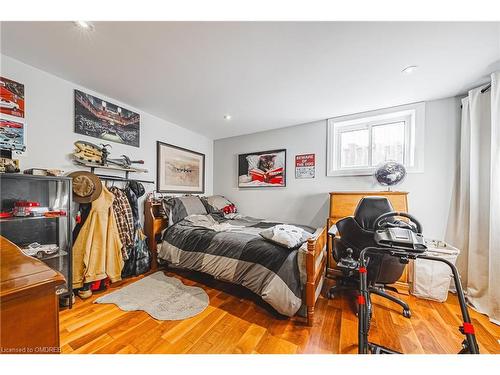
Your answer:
[0,77,25,118]
[295,154,315,179]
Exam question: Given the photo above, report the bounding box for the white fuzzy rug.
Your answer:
[95,272,209,320]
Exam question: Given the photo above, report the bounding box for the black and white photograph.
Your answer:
[74,89,140,147]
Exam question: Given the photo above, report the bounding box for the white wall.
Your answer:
[1,53,461,240]
[214,97,461,240]
[1,55,213,218]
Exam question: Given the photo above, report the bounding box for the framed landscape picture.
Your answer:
[156,141,205,193]
[74,89,140,147]
[238,149,286,188]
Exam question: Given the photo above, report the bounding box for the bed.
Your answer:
[144,195,327,326]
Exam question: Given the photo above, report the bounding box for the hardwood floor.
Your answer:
[59,270,500,354]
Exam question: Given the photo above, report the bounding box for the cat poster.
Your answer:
[238,149,286,188]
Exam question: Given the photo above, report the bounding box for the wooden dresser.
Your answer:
[0,236,65,354]
[327,191,409,292]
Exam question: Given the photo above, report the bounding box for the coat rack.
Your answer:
[94,173,155,185]
[72,151,155,184]
[79,164,155,185]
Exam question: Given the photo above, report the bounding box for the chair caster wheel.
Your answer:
[403,310,411,318]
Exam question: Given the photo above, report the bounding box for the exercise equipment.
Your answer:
[357,211,480,354]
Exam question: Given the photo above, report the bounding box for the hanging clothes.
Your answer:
[72,183,124,289]
[125,186,139,223]
[109,186,135,260]
[72,202,92,241]
[121,184,151,277]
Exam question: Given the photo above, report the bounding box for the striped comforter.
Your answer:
[157,214,318,317]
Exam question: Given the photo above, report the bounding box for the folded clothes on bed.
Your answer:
[184,214,244,232]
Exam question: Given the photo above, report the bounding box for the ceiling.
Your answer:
[1,22,499,139]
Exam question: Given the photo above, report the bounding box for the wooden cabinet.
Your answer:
[0,236,65,354]
[144,199,168,271]
[327,191,410,292]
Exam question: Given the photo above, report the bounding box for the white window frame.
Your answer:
[327,102,425,176]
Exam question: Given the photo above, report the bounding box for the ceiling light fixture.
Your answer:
[73,21,94,31]
[402,65,418,74]
[224,114,232,120]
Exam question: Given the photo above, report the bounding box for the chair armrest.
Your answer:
[328,224,339,238]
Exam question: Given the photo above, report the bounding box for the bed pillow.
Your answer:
[202,195,237,216]
[162,195,208,225]
[260,224,313,249]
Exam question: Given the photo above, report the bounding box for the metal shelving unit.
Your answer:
[0,173,73,307]
[0,215,65,223]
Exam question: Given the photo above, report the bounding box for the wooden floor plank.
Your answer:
[72,334,115,354]
[61,309,128,347]
[232,324,268,354]
[59,271,500,354]
[116,345,139,354]
[204,314,251,354]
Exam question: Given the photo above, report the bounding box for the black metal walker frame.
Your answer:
[357,247,480,354]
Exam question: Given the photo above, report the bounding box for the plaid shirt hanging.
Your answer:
[109,186,135,260]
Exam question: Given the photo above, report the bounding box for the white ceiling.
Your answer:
[1,22,499,139]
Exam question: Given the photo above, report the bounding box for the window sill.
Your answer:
[327,166,424,177]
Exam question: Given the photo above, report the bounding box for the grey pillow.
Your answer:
[162,196,208,225]
[201,195,237,215]
[260,224,313,249]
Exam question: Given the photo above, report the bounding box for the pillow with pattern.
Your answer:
[202,195,237,216]
[162,195,208,225]
[259,224,313,249]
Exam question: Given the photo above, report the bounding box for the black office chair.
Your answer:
[327,196,411,318]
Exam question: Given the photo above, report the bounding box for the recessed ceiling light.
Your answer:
[402,65,418,74]
[224,114,232,120]
[73,21,94,31]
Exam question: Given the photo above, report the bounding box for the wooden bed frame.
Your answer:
[144,198,327,326]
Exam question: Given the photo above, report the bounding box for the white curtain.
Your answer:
[446,71,500,325]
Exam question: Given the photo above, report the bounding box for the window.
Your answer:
[327,102,425,176]
[339,128,369,168]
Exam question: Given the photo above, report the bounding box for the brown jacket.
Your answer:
[73,183,124,288]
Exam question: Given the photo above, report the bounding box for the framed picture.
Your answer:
[295,153,315,179]
[74,89,140,147]
[0,76,25,118]
[238,149,286,188]
[156,141,205,193]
